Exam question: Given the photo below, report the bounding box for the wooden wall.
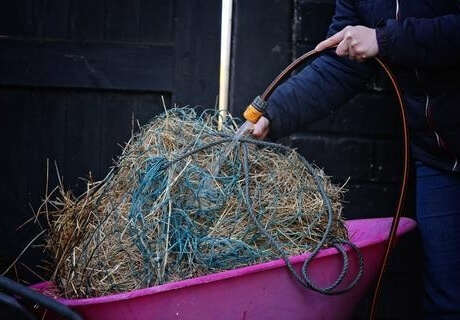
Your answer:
[0,0,220,283]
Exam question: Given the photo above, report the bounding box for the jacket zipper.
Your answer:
[396,1,458,172]
[414,68,459,172]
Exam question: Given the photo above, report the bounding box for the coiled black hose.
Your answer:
[0,275,83,320]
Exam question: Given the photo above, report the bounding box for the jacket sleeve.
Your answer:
[265,0,375,140]
[377,14,460,68]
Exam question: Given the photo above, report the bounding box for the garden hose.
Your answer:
[244,48,410,319]
[0,274,83,320]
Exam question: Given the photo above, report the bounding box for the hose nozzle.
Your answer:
[243,96,268,123]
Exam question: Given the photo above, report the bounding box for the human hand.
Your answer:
[315,25,378,62]
[251,116,270,140]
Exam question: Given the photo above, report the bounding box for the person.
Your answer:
[250,1,460,319]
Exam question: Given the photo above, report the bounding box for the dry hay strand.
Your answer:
[40,107,349,299]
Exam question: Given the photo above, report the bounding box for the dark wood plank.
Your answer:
[172,1,220,107]
[99,93,139,173]
[0,88,63,283]
[26,89,67,207]
[0,0,35,37]
[35,0,70,39]
[135,93,171,124]
[139,0,174,43]
[0,37,174,91]
[64,91,103,195]
[106,0,141,42]
[0,88,31,210]
[68,0,105,41]
[98,92,169,174]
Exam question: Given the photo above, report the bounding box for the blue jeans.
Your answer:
[416,162,460,319]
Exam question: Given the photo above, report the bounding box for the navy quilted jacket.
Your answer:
[265,0,460,173]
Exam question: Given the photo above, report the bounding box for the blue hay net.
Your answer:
[46,107,361,298]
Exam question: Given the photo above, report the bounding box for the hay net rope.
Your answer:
[42,107,360,299]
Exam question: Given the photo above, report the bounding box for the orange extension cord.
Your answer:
[257,49,411,319]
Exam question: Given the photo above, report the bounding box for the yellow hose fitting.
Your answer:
[243,96,268,123]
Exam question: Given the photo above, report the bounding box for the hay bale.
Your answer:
[41,107,348,298]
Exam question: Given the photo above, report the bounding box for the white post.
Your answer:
[218,0,233,128]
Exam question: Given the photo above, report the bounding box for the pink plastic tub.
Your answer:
[31,217,416,320]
